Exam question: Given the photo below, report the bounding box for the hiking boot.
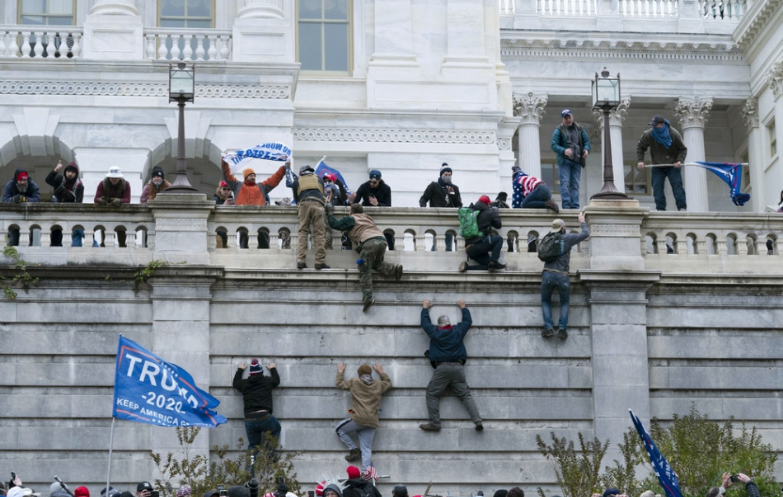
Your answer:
[395,264,403,281]
[546,199,560,213]
[475,422,484,431]
[362,299,375,312]
[419,423,441,432]
[297,262,307,269]
[458,261,468,272]
[345,448,361,462]
[558,328,568,340]
[488,261,506,271]
[315,263,330,270]
[542,328,554,338]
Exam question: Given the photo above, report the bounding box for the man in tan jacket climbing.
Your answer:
[335,363,392,472]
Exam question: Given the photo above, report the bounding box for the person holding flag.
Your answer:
[636,115,688,211]
[220,154,289,207]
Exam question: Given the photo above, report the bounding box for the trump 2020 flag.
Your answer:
[113,336,226,428]
[691,162,751,207]
[314,159,352,196]
[629,409,683,497]
[225,142,292,172]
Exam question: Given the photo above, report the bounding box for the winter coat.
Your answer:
[420,307,472,363]
[419,179,462,208]
[232,367,280,416]
[464,201,501,245]
[342,480,381,497]
[221,159,286,206]
[2,169,41,203]
[140,180,171,204]
[94,178,131,203]
[354,180,392,206]
[635,126,688,165]
[336,371,392,428]
[45,162,84,202]
[551,122,591,168]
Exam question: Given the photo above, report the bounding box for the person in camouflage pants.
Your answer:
[327,203,403,312]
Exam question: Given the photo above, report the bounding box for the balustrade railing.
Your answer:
[0,26,82,59]
[619,0,678,17]
[499,0,516,15]
[537,0,599,16]
[698,0,746,19]
[3,205,781,274]
[144,28,232,62]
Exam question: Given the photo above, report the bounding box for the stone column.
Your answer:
[232,0,293,63]
[499,116,521,192]
[740,97,763,212]
[593,98,631,194]
[512,92,548,178]
[148,193,215,265]
[83,0,143,59]
[769,65,783,193]
[89,0,138,15]
[674,97,713,212]
[581,201,660,462]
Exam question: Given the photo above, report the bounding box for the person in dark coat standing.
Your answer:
[352,169,392,207]
[233,358,281,457]
[342,466,381,497]
[419,163,462,251]
[419,298,482,432]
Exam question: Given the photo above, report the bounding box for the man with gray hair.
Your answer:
[419,298,482,432]
[540,212,589,340]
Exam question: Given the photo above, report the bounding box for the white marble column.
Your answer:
[740,97,763,212]
[593,97,631,194]
[90,0,138,15]
[512,92,548,178]
[769,65,783,195]
[237,0,284,18]
[675,96,713,212]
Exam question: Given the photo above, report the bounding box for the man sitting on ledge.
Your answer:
[459,195,505,272]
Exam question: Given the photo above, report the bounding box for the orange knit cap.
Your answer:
[243,168,255,177]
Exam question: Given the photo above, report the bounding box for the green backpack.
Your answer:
[458,207,481,239]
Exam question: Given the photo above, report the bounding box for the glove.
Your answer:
[110,198,123,207]
[13,195,27,203]
[96,196,107,204]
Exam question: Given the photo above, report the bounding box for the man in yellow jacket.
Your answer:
[335,363,392,472]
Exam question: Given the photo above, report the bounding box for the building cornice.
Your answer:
[0,81,291,99]
[501,31,743,63]
[293,127,497,145]
[733,0,783,52]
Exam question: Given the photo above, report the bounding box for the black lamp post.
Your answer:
[164,62,199,193]
[590,67,629,200]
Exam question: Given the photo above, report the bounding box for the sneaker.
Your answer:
[488,261,506,271]
[546,199,560,213]
[362,299,375,312]
[558,328,568,340]
[297,262,307,269]
[475,422,484,431]
[542,328,554,338]
[458,261,468,272]
[395,264,403,281]
[678,207,686,211]
[345,448,361,462]
[315,263,330,270]
[419,423,441,432]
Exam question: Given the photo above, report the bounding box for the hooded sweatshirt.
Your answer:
[232,367,280,415]
[3,168,41,203]
[335,370,392,428]
[140,166,171,204]
[46,162,84,202]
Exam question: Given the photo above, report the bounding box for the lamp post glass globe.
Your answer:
[164,62,198,193]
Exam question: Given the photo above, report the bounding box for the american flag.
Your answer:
[362,466,378,482]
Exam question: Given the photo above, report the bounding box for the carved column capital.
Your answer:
[237,0,284,18]
[766,62,783,100]
[90,0,138,15]
[740,97,759,130]
[513,92,548,124]
[608,97,632,127]
[674,96,713,130]
[591,109,604,142]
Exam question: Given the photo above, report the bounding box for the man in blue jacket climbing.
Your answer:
[419,298,483,432]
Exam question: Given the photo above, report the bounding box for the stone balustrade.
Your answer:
[3,201,783,274]
[501,0,748,21]
[144,28,232,62]
[0,26,82,58]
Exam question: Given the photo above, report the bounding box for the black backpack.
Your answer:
[537,232,565,262]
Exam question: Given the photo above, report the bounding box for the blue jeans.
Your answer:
[559,159,582,209]
[651,166,687,211]
[541,271,570,330]
[520,184,551,209]
[245,415,281,457]
[465,235,503,269]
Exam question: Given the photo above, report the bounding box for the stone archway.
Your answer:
[147,138,225,197]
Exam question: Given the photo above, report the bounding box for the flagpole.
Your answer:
[106,416,116,495]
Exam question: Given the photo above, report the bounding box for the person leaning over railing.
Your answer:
[94,166,131,247]
[3,169,41,246]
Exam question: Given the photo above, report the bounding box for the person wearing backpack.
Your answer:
[458,195,505,271]
[540,213,589,340]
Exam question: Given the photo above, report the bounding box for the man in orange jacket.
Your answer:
[221,157,288,206]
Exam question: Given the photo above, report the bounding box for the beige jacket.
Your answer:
[336,371,392,428]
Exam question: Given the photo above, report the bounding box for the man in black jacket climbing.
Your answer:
[233,358,281,456]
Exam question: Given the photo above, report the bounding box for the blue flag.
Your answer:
[692,162,750,206]
[314,160,352,196]
[629,409,683,497]
[113,336,226,428]
[226,142,292,169]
